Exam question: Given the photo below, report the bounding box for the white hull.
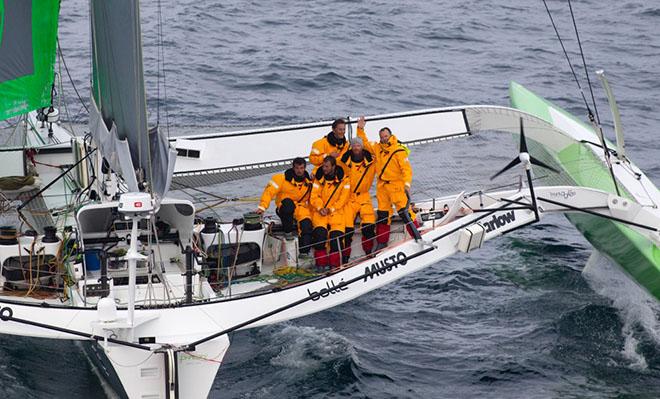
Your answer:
[2,105,657,398]
[1,185,657,397]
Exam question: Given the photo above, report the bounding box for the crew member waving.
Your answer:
[356,116,420,250]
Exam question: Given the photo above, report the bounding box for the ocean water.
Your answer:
[2,0,660,398]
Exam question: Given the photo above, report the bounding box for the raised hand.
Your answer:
[357,116,366,130]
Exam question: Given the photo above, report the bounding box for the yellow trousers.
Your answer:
[312,209,345,232]
[376,181,408,215]
[344,192,376,228]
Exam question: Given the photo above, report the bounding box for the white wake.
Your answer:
[582,250,660,370]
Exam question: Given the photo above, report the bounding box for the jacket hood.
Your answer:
[341,148,373,164]
[284,168,310,183]
[326,131,347,148]
[315,164,345,181]
[378,134,401,150]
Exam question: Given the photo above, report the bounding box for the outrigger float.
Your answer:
[0,1,658,398]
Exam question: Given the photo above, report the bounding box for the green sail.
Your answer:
[0,0,60,120]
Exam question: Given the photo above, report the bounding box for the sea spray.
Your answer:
[582,250,660,369]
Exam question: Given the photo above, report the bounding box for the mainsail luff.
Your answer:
[89,0,175,201]
[90,0,149,169]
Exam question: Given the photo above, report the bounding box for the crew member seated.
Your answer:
[340,136,376,262]
[356,116,420,250]
[309,118,350,174]
[256,157,313,255]
[310,156,350,270]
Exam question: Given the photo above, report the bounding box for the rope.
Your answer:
[17,148,97,212]
[183,351,223,364]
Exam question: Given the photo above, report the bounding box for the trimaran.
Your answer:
[0,1,658,398]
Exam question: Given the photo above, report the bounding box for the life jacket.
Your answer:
[375,135,412,186]
[310,165,350,212]
[356,127,412,187]
[340,149,376,195]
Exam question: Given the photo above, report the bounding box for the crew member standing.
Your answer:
[309,118,350,173]
[257,157,314,255]
[356,116,420,250]
[310,156,350,269]
[340,136,376,262]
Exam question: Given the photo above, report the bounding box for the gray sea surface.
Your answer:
[1,0,660,398]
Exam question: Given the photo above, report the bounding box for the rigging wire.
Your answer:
[1,118,22,147]
[564,0,621,196]
[171,181,229,201]
[567,0,600,125]
[57,38,89,114]
[155,0,161,126]
[173,186,223,219]
[541,0,621,196]
[57,59,78,136]
[540,0,592,115]
[155,0,171,138]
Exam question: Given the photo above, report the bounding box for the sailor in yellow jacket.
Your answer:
[356,116,421,249]
[309,118,350,174]
[256,157,313,254]
[339,136,377,262]
[310,156,350,269]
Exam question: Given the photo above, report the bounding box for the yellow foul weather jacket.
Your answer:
[258,169,312,211]
[310,166,350,214]
[309,132,349,168]
[357,127,412,188]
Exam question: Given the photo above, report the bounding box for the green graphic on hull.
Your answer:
[510,82,660,300]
